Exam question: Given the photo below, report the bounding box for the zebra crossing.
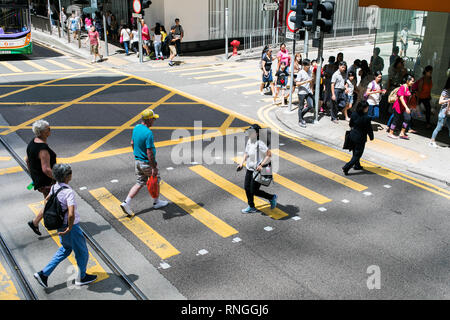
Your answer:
[0,58,95,77]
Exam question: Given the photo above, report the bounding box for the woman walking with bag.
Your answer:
[365,71,386,121]
[342,101,374,175]
[387,75,415,140]
[429,77,450,148]
[237,124,277,214]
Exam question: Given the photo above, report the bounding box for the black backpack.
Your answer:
[43,186,68,230]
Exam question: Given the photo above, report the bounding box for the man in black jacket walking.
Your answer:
[342,101,374,175]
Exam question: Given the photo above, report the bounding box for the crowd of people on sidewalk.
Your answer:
[259,44,450,148]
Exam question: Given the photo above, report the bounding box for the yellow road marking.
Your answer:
[68,58,95,68]
[189,165,288,220]
[232,157,331,204]
[218,115,235,133]
[77,92,175,156]
[0,61,22,73]
[0,261,20,300]
[0,68,90,77]
[0,74,130,136]
[28,202,109,283]
[0,156,11,161]
[0,166,22,175]
[272,149,367,192]
[23,60,49,71]
[0,125,239,131]
[209,77,258,85]
[45,59,74,70]
[225,82,260,89]
[89,188,180,259]
[160,181,238,238]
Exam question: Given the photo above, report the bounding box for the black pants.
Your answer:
[244,169,273,208]
[343,142,365,171]
[419,98,432,124]
[390,109,411,131]
[331,89,346,120]
[175,39,181,55]
[298,93,314,122]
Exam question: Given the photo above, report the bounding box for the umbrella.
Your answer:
[83,7,98,14]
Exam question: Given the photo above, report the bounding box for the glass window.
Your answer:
[0,8,29,34]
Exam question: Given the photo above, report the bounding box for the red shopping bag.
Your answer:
[146,175,159,198]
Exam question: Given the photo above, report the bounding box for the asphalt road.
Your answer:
[0,43,449,300]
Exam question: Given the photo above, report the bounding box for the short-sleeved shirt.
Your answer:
[277,50,290,67]
[132,124,156,163]
[88,30,99,45]
[346,79,356,96]
[275,69,288,86]
[439,89,449,110]
[366,80,381,105]
[142,24,150,41]
[131,30,139,43]
[172,24,184,36]
[393,85,411,113]
[331,70,346,90]
[121,28,131,42]
[401,29,408,43]
[262,53,272,72]
[51,182,80,225]
[245,139,269,171]
[297,69,313,95]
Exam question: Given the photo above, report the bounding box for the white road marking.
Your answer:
[383,184,392,189]
[342,199,350,203]
[318,207,327,212]
[363,191,372,196]
[166,167,174,170]
[111,179,118,183]
[191,161,199,165]
[79,186,87,190]
[291,216,301,221]
[264,226,273,231]
[159,262,171,269]
[197,249,208,256]
[232,237,242,243]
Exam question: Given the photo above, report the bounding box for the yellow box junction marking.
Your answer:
[24,60,49,71]
[0,61,22,73]
[189,165,288,220]
[89,188,180,260]
[0,261,20,300]
[45,59,74,70]
[160,181,238,238]
[28,202,109,283]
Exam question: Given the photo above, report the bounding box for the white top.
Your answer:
[366,80,381,105]
[131,30,139,43]
[51,183,80,226]
[297,69,313,95]
[154,34,162,43]
[245,139,269,171]
[121,28,131,42]
[346,79,355,96]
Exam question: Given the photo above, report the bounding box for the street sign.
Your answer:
[286,31,300,40]
[286,10,299,33]
[291,0,297,6]
[133,0,142,14]
[132,13,142,18]
[262,2,279,11]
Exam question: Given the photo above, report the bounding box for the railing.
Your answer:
[31,14,83,48]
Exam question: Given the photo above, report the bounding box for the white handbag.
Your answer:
[252,142,273,187]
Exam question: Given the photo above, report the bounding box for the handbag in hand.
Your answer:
[252,141,273,187]
[343,130,354,150]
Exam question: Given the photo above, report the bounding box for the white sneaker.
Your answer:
[120,202,133,216]
[153,199,168,209]
[429,141,438,148]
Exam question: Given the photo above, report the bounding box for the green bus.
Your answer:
[0,0,32,55]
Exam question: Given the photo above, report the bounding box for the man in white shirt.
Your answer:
[400,26,409,58]
[296,59,315,127]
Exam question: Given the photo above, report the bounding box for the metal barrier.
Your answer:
[241,27,285,56]
[31,14,82,48]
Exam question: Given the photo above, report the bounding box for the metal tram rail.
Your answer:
[0,136,148,300]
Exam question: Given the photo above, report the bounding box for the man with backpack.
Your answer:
[34,164,97,288]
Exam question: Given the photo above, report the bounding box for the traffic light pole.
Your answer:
[304,30,309,58]
[314,32,324,123]
[138,19,143,63]
[287,38,296,112]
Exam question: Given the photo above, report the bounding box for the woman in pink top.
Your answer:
[277,43,290,73]
[84,16,92,32]
[388,75,415,140]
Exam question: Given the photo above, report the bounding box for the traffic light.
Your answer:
[290,1,319,32]
[142,0,152,9]
[317,0,335,33]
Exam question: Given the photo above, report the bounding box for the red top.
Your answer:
[142,25,150,41]
[88,30,99,45]
[393,85,411,113]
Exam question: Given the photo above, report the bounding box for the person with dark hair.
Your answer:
[171,18,184,55]
[388,57,406,91]
[335,52,344,68]
[365,71,386,121]
[343,71,356,121]
[342,101,373,175]
[390,46,400,66]
[296,58,315,127]
[323,56,337,113]
[152,24,163,60]
[277,43,290,73]
[388,75,415,139]
[347,59,361,79]
[260,48,276,96]
[237,125,277,214]
[416,65,433,128]
[429,77,450,148]
[370,47,384,74]
[330,61,348,123]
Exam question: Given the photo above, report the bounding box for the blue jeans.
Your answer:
[368,104,379,120]
[387,113,394,127]
[431,108,450,140]
[42,224,89,279]
[123,41,130,55]
[154,41,163,59]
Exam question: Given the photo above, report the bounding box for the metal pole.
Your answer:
[263,12,266,47]
[103,14,109,57]
[225,7,229,59]
[288,38,296,112]
[138,19,143,63]
[47,0,52,35]
[58,0,62,38]
[314,32,324,123]
[304,30,309,58]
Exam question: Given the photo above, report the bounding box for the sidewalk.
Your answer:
[268,104,450,186]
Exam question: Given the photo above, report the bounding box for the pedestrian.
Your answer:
[296,58,315,127]
[400,25,409,58]
[140,19,151,59]
[365,71,386,121]
[153,25,164,60]
[390,46,399,66]
[171,18,184,56]
[120,109,169,216]
[343,71,357,121]
[236,124,277,214]
[166,27,178,66]
[416,65,433,128]
[387,75,415,140]
[335,52,344,68]
[110,14,118,43]
[276,43,290,73]
[291,53,303,97]
[260,48,276,97]
[356,60,372,105]
[160,25,168,57]
[330,61,348,123]
[26,120,56,236]
[85,25,101,63]
[130,25,139,54]
[347,59,361,84]
[429,77,450,148]
[94,12,103,40]
[323,56,337,113]
[33,164,97,288]
[342,101,374,175]
[84,15,92,32]
[120,24,131,56]
[69,11,80,41]
[60,7,67,33]
[369,47,384,75]
[273,62,289,106]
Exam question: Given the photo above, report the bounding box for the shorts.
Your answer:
[143,40,151,47]
[262,70,273,83]
[276,84,287,89]
[169,45,177,56]
[90,44,98,55]
[401,42,408,52]
[135,160,160,186]
[346,94,353,105]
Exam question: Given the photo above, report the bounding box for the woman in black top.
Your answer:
[26,120,57,235]
[342,101,374,175]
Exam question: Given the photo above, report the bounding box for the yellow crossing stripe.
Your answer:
[160,181,238,238]
[68,58,95,68]
[0,261,20,300]
[272,149,367,192]
[23,60,48,71]
[28,202,109,283]
[209,77,258,85]
[89,188,180,260]
[45,59,74,70]
[0,61,22,73]
[189,165,288,220]
[232,157,332,205]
